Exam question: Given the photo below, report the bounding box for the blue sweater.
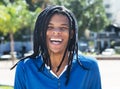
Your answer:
[14,54,101,89]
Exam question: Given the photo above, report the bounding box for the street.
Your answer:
[0,59,120,89]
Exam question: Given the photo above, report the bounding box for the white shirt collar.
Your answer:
[45,64,68,79]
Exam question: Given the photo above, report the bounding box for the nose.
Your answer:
[52,28,61,35]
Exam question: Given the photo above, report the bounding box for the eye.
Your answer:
[47,25,54,30]
[60,26,69,31]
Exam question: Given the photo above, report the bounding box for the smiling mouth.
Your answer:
[50,38,62,44]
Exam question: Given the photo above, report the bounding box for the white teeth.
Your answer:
[50,38,62,42]
[50,38,62,45]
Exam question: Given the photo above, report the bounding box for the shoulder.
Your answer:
[16,56,43,69]
[77,54,99,70]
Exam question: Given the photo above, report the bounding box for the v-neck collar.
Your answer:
[45,64,68,79]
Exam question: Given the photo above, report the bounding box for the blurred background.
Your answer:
[0,0,120,89]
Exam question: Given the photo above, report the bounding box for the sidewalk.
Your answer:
[0,59,120,89]
[0,60,17,86]
[99,60,120,89]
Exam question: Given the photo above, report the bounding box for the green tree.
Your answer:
[25,0,50,11]
[0,0,41,63]
[0,0,29,63]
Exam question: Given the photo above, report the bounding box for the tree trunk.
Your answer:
[9,32,15,65]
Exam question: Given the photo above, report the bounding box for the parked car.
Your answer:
[0,54,11,60]
[0,51,17,60]
[102,48,115,55]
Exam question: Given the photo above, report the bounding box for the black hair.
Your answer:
[11,5,88,85]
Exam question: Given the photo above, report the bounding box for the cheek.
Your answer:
[63,33,69,43]
[46,30,50,39]
[66,33,69,39]
[65,31,69,38]
[46,31,49,42]
[46,30,52,36]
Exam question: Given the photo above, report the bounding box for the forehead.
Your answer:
[49,14,69,24]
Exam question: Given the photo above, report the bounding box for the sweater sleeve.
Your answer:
[14,61,26,89]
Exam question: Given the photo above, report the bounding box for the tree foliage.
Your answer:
[0,1,25,34]
[0,0,41,36]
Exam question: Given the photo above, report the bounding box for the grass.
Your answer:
[0,85,13,89]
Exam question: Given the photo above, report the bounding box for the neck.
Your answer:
[49,52,69,68]
[48,52,69,76]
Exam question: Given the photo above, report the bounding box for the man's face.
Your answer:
[46,14,70,55]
